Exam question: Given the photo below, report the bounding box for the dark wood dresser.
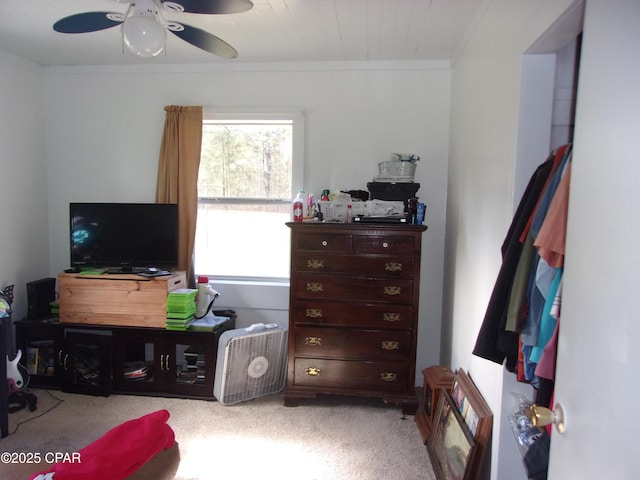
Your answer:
[283,222,427,414]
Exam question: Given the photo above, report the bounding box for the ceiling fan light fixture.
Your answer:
[122,0,167,58]
[54,0,252,59]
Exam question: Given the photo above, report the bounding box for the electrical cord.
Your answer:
[8,389,65,436]
[194,294,219,319]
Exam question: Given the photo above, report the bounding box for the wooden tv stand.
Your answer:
[14,312,236,399]
[59,271,186,328]
[17,272,235,400]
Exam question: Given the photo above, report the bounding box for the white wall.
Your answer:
[445,1,579,479]
[41,60,451,381]
[0,52,48,322]
[550,38,579,150]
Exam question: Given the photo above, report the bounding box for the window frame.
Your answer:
[196,107,305,282]
[202,107,305,196]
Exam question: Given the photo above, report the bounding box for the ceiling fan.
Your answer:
[53,0,254,59]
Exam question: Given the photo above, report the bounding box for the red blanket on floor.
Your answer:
[29,409,175,480]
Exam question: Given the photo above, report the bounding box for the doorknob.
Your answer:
[527,403,566,434]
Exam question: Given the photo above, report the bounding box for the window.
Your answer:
[194,109,304,280]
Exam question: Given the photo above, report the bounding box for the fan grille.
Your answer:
[216,327,288,405]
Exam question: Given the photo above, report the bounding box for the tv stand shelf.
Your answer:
[14,313,236,399]
[59,271,186,328]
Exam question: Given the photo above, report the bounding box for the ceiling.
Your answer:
[0,0,483,67]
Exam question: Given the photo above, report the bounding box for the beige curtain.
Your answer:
[156,105,203,287]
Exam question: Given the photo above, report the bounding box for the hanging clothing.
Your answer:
[530,272,562,364]
[535,320,560,380]
[522,268,562,384]
[535,162,572,267]
[506,145,573,334]
[529,162,572,382]
[473,145,571,373]
[505,232,535,332]
[518,144,570,244]
[472,152,557,367]
[521,150,572,347]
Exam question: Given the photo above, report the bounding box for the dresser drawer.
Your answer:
[292,301,413,329]
[295,233,353,253]
[295,252,414,277]
[355,235,415,255]
[295,327,412,361]
[295,274,413,304]
[293,358,409,392]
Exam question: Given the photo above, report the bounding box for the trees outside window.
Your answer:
[194,111,304,280]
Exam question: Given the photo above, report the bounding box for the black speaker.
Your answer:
[26,278,56,321]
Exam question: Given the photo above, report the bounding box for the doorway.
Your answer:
[504,6,583,480]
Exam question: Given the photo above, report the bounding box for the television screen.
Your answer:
[70,203,179,272]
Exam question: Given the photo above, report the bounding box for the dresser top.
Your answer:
[286,222,427,234]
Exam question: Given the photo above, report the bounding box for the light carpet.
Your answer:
[1,389,435,480]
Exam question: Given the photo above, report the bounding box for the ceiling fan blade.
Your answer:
[53,12,122,34]
[168,0,253,15]
[170,24,238,58]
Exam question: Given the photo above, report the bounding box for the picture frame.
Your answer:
[427,388,476,480]
[415,365,455,443]
[449,369,493,477]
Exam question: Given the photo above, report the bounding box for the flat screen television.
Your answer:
[70,202,179,273]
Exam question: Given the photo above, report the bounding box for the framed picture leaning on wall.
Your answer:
[450,369,493,477]
[427,388,476,480]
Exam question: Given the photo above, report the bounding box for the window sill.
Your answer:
[199,276,290,311]
[206,277,290,288]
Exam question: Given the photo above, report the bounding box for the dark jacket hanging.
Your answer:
[472,147,567,368]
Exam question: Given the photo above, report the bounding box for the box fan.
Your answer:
[214,323,288,405]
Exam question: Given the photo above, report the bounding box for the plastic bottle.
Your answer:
[293,191,304,222]
[417,202,426,225]
[196,276,219,318]
[307,193,315,217]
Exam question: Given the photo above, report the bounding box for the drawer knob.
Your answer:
[382,242,389,248]
[385,262,403,272]
[381,341,399,350]
[306,283,324,292]
[380,372,398,382]
[305,336,322,346]
[307,259,324,269]
[383,312,401,322]
[305,367,321,376]
[305,308,323,318]
[321,240,328,247]
[383,286,401,296]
